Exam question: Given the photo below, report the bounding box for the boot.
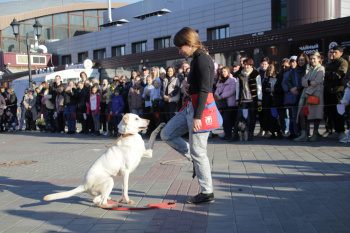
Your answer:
[310,131,319,142]
[293,130,308,142]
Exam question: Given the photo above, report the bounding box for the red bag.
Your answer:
[307,96,319,105]
[190,93,223,132]
[302,106,309,116]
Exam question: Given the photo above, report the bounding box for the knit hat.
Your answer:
[289,55,297,61]
[159,67,166,74]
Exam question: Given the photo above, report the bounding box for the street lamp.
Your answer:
[10,18,42,88]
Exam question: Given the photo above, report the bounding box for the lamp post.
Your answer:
[10,18,42,88]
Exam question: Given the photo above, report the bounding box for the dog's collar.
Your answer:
[106,134,134,148]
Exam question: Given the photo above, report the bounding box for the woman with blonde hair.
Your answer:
[160,27,215,204]
[294,52,324,142]
[150,66,161,85]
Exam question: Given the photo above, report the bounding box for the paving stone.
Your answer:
[1,130,350,233]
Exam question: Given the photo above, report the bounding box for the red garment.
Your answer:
[86,94,100,115]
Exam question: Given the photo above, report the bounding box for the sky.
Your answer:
[0,0,141,3]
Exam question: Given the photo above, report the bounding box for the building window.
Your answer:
[93,48,106,60]
[154,37,171,50]
[207,25,230,41]
[62,55,71,65]
[16,55,47,65]
[132,41,147,53]
[78,51,89,62]
[112,45,125,57]
[272,0,287,29]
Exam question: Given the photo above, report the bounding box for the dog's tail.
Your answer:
[43,185,85,201]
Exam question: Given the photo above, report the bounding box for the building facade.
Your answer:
[44,0,350,76]
[0,0,128,87]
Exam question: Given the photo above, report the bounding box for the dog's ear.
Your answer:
[123,115,129,124]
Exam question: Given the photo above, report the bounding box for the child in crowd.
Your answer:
[109,89,125,137]
[55,86,65,133]
[2,109,17,131]
[150,79,164,126]
[87,85,101,136]
[143,76,155,136]
[36,116,46,132]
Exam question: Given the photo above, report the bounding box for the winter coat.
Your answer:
[215,76,237,107]
[128,85,144,110]
[55,94,65,113]
[0,94,5,116]
[22,94,38,121]
[298,65,325,120]
[86,94,100,115]
[109,93,125,116]
[164,76,181,103]
[43,88,55,110]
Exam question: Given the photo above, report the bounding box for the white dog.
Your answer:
[44,113,165,208]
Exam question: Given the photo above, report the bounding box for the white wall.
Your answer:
[45,0,272,64]
[341,0,350,17]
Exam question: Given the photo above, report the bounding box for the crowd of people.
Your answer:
[1,45,350,143]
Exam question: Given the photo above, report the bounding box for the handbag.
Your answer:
[307,96,319,105]
[190,93,223,132]
[25,110,33,119]
[218,98,228,110]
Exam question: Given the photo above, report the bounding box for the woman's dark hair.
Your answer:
[243,58,254,67]
[174,27,206,52]
[166,66,176,78]
[298,53,310,65]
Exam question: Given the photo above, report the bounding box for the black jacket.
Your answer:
[188,49,214,119]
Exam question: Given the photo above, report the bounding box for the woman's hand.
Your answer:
[218,96,223,100]
[310,81,317,87]
[258,101,262,106]
[305,93,309,98]
[192,119,202,132]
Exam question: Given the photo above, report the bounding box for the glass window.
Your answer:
[154,37,171,50]
[93,49,106,60]
[2,38,19,52]
[112,45,125,56]
[85,17,98,30]
[78,51,89,62]
[70,29,85,37]
[20,19,35,25]
[62,55,71,65]
[85,10,98,16]
[70,15,83,28]
[54,27,69,40]
[41,26,53,39]
[2,26,16,37]
[20,39,34,53]
[98,10,106,17]
[20,24,34,37]
[208,25,229,41]
[132,41,147,53]
[71,11,83,15]
[54,13,68,27]
[37,15,52,26]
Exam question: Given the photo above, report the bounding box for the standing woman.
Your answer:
[160,27,215,204]
[294,52,324,142]
[215,66,237,140]
[163,66,181,122]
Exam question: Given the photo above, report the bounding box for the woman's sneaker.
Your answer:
[186,193,214,204]
[339,135,350,143]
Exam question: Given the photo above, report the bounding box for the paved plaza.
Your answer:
[0,128,350,233]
